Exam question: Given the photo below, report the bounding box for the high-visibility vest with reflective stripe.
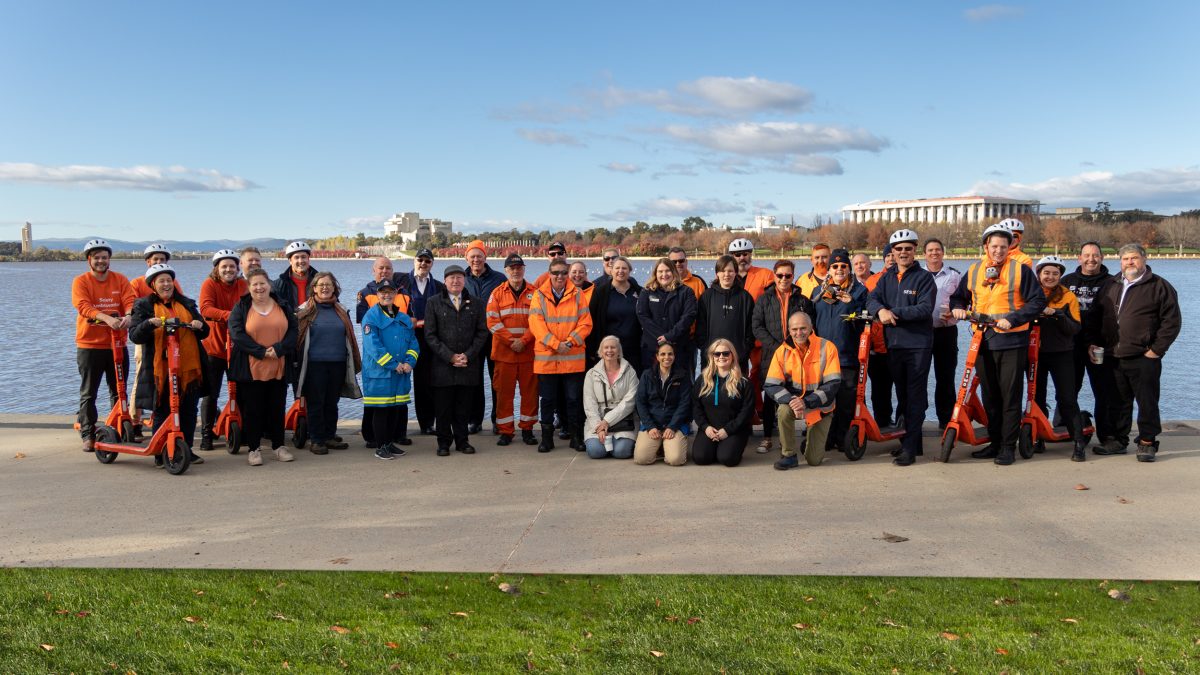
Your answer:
[529,280,593,374]
[763,334,841,425]
[487,281,536,363]
[364,292,412,316]
[965,255,1029,334]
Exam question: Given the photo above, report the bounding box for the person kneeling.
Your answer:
[582,336,639,458]
[691,340,755,467]
[633,342,692,466]
[765,313,841,470]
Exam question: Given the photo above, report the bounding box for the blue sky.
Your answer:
[2,1,1198,242]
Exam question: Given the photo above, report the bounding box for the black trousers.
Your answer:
[237,378,287,450]
[692,431,749,467]
[1072,341,1116,441]
[758,363,777,438]
[1035,349,1083,441]
[827,363,859,451]
[932,326,959,427]
[470,341,497,428]
[538,373,583,432]
[303,361,345,444]
[867,352,895,426]
[76,347,127,440]
[977,343,1026,449]
[412,327,436,431]
[152,387,200,450]
[1112,356,1163,445]
[888,348,931,457]
[371,404,409,445]
[435,385,475,449]
[199,355,228,436]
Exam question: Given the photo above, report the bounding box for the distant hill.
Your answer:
[34,238,291,254]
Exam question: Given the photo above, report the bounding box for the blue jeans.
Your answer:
[584,437,634,459]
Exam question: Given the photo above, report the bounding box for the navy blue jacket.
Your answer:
[465,263,505,309]
[393,272,444,321]
[866,264,936,350]
[636,367,693,432]
[810,280,868,366]
[636,284,697,366]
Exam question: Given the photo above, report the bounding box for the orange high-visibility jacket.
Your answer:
[964,255,1031,334]
[487,280,536,363]
[528,280,592,374]
[763,333,841,425]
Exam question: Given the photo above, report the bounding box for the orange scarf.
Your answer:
[152,300,203,400]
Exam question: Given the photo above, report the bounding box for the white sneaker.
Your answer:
[273,447,294,462]
[248,449,263,466]
[756,439,773,454]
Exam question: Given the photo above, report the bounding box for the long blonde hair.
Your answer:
[697,339,744,399]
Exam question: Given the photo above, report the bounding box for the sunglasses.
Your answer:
[775,273,793,279]
[671,259,687,265]
[603,256,614,262]
[712,350,732,358]
[549,270,568,276]
[416,258,432,264]
[548,251,565,256]
[732,252,751,258]
[892,245,915,252]
[830,263,850,270]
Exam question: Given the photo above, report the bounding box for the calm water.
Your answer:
[6,257,1195,420]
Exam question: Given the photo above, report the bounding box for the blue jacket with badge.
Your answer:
[361,304,419,407]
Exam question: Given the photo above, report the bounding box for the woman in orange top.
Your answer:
[228,268,298,466]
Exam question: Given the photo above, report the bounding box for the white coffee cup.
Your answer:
[1091,346,1105,364]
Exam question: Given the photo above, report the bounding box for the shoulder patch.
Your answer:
[363,325,371,334]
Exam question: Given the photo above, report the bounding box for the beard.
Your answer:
[1123,266,1143,281]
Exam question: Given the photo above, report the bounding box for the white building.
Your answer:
[840,196,1040,225]
[383,212,454,246]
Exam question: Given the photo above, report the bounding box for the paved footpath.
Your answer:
[3,414,1199,580]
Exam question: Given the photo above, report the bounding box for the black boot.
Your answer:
[199,428,215,451]
[1071,439,1086,462]
[538,425,554,453]
[199,405,214,450]
[971,443,999,459]
[522,429,538,445]
[570,424,585,451]
[994,445,1015,465]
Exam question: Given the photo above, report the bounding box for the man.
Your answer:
[272,241,318,312]
[728,238,774,300]
[595,246,620,286]
[1090,244,1181,462]
[239,247,262,274]
[128,243,181,433]
[356,256,411,448]
[751,259,816,454]
[809,249,868,453]
[529,257,593,451]
[796,243,832,298]
[852,253,873,286]
[1062,241,1116,444]
[924,238,962,429]
[423,265,489,456]
[72,239,136,452]
[949,224,1046,466]
[198,249,248,450]
[867,229,938,466]
[999,218,1033,268]
[865,244,898,427]
[394,248,444,435]
[532,241,568,288]
[487,253,539,447]
[464,240,506,435]
[767,313,841,470]
[668,246,707,300]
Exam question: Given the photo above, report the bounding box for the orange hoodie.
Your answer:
[199,276,249,358]
[72,271,137,349]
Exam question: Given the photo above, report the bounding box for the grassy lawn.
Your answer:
[2,569,1197,672]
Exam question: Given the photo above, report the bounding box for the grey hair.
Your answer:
[597,334,623,358]
[1117,243,1147,259]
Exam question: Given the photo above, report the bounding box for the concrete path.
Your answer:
[4,414,1199,579]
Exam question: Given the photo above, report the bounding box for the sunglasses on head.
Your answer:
[712,350,732,358]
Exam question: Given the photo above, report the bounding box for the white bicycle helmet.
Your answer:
[981,223,1014,244]
[888,228,919,246]
[998,217,1025,233]
[144,263,176,282]
[728,238,754,253]
[284,240,312,258]
[1036,255,1066,274]
[83,239,112,257]
[211,249,239,266]
[143,243,171,260]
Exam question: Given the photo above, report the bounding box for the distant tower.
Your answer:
[21,222,32,253]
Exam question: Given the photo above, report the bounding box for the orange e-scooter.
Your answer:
[213,335,243,454]
[938,314,994,462]
[1018,323,1095,457]
[841,312,904,460]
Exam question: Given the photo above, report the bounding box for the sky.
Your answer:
[2,1,1198,243]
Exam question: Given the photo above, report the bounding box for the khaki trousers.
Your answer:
[777,403,830,466]
[633,430,689,466]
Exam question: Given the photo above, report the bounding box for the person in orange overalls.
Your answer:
[487,254,540,447]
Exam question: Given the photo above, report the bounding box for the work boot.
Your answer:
[893,452,915,467]
[538,425,554,453]
[326,439,349,450]
[1093,438,1127,455]
[570,427,585,452]
[971,443,1000,459]
[83,438,95,453]
[395,436,412,446]
[1071,440,1086,462]
[1135,439,1159,463]
[774,454,799,471]
[522,429,538,446]
[994,446,1015,466]
[310,443,329,455]
[437,446,450,456]
[497,434,513,446]
[467,423,483,435]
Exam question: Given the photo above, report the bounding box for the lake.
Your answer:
[5,256,1194,421]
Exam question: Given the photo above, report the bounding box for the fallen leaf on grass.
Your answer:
[1108,589,1131,602]
[792,623,812,630]
[649,650,664,658]
[583,631,593,639]
[1117,497,1132,504]
[39,644,54,651]
[383,592,409,599]
[1074,484,1089,491]
[14,452,26,459]
[76,611,90,617]
[804,596,814,602]
[686,617,702,625]
[664,615,678,622]
[877,532,910,543]
[1060,618,1079,624]
[994,598,1017,605]
[941,631,960,641]
[54,609,69,615]
[498,582,521,595]
[282,662,290,670]
[329,625,351,634]
[385,642,399,649]
[183,616,201,624]
[329,557,351,565]
[995,648,1010,655]
[882,619,906,628]
[272,613,292,622]
[193,590,205,596]
[450,612,469,618]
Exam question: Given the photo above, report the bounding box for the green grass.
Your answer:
[2,569,1197,673]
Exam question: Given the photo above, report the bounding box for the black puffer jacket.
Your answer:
[227,292,298,383]
[423,290,489,386]
[696,284,755,365]
[129,292,211,410]
[751,285,816,368]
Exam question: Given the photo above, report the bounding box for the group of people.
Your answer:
[71,220,1181,470]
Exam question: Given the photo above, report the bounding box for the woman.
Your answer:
[1035,255,1087,462]
[361,278,419,460]
[586,256,641,371]
[696,254,754,373]
[692,339,755,467]
[295,272,362,455]
[633,342,692,466]
[228,267,297,466]
[809,249,868,453]
[129,263,210,467]
[582,335,639,459]
[636,258,698,375]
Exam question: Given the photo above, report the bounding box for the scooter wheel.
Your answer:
[843,424,866,461]
[292,416,308,449]
[163,438,191,475]
[227,421,242,454]
[1018,423,1035,459]
[120,419,136,444]
[95,426,118,464]
[938,427,957,463]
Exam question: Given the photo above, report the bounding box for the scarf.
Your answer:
[152,299,203,400]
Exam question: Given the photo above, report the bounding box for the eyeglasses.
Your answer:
[732,252,751,258]
[830,263,850,270]
[892,245,915,252]
[314,283,334,289]
[775,273,793,280]
[712,351,732,358]
[549,270,568,276]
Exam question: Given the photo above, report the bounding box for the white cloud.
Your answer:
[651,163,700,179]
[515,128,586,147]
[0,162,259,192]
[676,76,812,114]
[338,215,388,229]
[964,4,1024,22]
[965,166,1200,210]
[601,162,642,174]
[663,122,888,157]
[590,197,745,222]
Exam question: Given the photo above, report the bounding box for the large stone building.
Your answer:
[840,196,1040,225]
[383,212,454,246]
